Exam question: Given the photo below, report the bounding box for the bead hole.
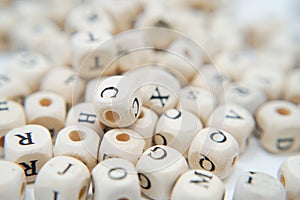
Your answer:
[276,108,290,115]
[39,98,52,106]
[78,185,87,200]
[138,111,144,119]
[0,136,4,148]
[232,156,238,167]
[69,130,85,142]
[20,182,25,197]
[118,198,129,200]
[105,111,120,123]
[116,133,130,142]
[280,174,286,187]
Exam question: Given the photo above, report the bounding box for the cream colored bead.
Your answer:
[64,5,116,34]
[256,100,300,153]
[136,145,188,200]
[34,156,90,200]
[207,104,255,153]
[95,75,142,127]
[24,91,66,140]
[241,67,285,100]
[92,158,141,200]
[221,83,267,114]
[6,51,50,91]
[65,102,104,137]
[54,125,100,171]
[171,169,225,200]
[0,100,26,156]
[233,171,286,200]
[0,73,30,103]
[284,69,300,104]
[98,129,144,165]
[71,30,118,79]
[278,155,300,200]
[188,128,239,179]
[0,160,26,200]
[129,106,158,150]
[154,109,202,155]
[4,124,53,183]
[40,67,86,105]
[178,86,216,124]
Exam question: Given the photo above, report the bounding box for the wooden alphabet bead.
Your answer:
[188,128,239,179]
[34,156,90,200]
[256,100,300,153]
[0,100,26,156]
[136,145,188,200]
[129,106,158,150]
[98,129,144,165]
[0,160,26,200]
[71,30,118,79]
[178,86,216,124]
[284,69,300,104]
[278,155,300,200]
[154,109,202,155]
[92,158,141,200]
[24,91,66,140]
[64,5,116,34]
[221,83,267,114]
[40,67,85,105]
[233,171,286,200]
[6,51,50,92]
[207,104,255,153]
[95,75,142,127]
[65,102,104,137]
[171,169,225,200]
[4,124,53,183]
[54,125,100,170]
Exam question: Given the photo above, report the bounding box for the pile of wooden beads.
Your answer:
[0,0,300,199]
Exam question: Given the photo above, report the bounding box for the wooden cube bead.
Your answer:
[178,86,216,124]
[0,160,26,200]
[92,158,141,200]
[129,106,158,150]
[256,100,300,153]
[207,104,255,153]
[6,51,50,92]
[284,69,300,104]
[4,124,53,183]
[171,169,225,200]
[40,67,86,106]
[154,108,202,155]
[221,83,267,114]
[136,145,188,200]
[71,30,118,79]
[65,102,104,138]
[24,91,66,140]
[278,155,300,200]
[34,156,90,200]
[84,77,107,103]
[54,125,100,171]
[98,129,144,165]
[188,128,239,179]
[64,5,116,34]
[0,100,26,156]
[95,75,142,127]
[233,171,286,200]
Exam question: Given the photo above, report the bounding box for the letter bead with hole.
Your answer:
[0,100,26,156]
[256,100,300,153]
[98,129,144,165]
[54,125,100,171]
[95,75,142,127]
[136,145,189,200]
[92,158,141,200]
[4,124,53,183]
[0,161,26,200]
[34,156,90,200]
[207,104,255,153]
[24,91,66,140]
[233,171,286,200]
[154,109,203,155]
[188,128,239,179]
[278,155,300,200]
[171,169,225,200]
